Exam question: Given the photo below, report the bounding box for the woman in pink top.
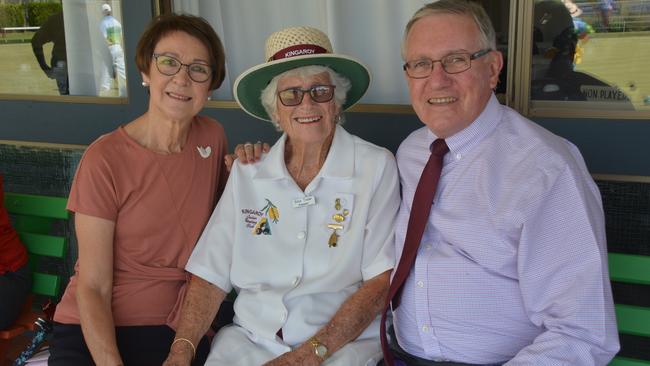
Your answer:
[49,14,229,366]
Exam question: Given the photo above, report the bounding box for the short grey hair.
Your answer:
[401,0,496,60]
[261,65,351,129]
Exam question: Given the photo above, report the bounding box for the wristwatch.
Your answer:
[309,337,329,360]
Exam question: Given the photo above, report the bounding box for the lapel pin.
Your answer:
[197,146,212,158]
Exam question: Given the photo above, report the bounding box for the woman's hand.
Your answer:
[162,342,194,366]
[224,141,270,171]
[263,343,320,366]
[162,276,226,366]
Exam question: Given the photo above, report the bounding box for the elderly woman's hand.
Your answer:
[224,141,270,172]
[162,342,194,366]
[263,343,321,366]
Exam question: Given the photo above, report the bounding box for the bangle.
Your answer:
[171,337,196,359]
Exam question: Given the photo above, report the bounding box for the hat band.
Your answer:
[269,44,328,61]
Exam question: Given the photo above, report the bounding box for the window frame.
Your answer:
[0,0,129,104]
[511,0,650,120]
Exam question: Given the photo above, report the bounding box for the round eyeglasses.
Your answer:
[152,53,213,83]
[403,49,492,79]
[277,85,336,106]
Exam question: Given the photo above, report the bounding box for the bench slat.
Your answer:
[33,272,60,298]
[610,356,650,366]
[609,253,650,285]
[19,232,66,258]
[4,193,69,220]
[615,304,650,338]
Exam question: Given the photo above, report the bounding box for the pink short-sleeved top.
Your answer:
[54,115,229,328]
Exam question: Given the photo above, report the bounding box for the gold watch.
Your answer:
[309,337,329,360]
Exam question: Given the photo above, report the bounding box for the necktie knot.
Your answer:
[430,138,449,157]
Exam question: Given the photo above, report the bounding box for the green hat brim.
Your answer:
[233,54,371,121]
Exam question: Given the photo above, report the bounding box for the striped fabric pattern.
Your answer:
[392,95,619,365]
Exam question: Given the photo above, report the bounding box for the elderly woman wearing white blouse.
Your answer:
[164,26,400,366]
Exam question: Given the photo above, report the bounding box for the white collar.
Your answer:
[253,124,355,180]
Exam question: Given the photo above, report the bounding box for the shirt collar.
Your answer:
[443,93,503,160]
[253,124,355,180]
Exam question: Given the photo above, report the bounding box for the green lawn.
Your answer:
[575,33,650,110]
[0,41,121,96]
[0,42,60,95]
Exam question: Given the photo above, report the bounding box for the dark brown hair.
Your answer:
[135,14,226,90]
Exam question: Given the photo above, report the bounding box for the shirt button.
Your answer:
[292,277,300,286]
[422,325,429,332]
[417,280,424,288]
[297,231,306,239]
[425,244,432,250]
[455,153,462,160]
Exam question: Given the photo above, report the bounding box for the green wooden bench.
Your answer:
[0,193,69,341]
[608,252,650,366]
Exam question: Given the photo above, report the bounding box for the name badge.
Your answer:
[292,196,316,208]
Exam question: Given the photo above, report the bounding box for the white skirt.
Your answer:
[205,324,383,366]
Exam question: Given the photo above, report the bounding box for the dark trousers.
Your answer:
[48,323,210,366]
[378,326,499,366]
[0,264,32,330]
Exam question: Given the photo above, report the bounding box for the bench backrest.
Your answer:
[608,253,650,366]
[3,192,69,298]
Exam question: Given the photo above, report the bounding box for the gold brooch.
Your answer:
[327,198,350,247]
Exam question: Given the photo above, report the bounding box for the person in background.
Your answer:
[600,0,615,31]
[380,1,619,365]
[99,3,127,97]
[48,14,229,366]
[164,26,400,366]
[532,0,626,104]
[31,11,68,95]
[0,175,32,331]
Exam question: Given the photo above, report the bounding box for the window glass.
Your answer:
[531,0,650,111]
[0,0,127,98]
[168,0,510,107]
[478,0,510,102]
[170,0,425,105]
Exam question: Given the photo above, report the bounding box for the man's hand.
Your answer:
[263,343,320,366]
[224,141,270,172]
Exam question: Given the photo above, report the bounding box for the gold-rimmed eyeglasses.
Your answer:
[403,49,492,78]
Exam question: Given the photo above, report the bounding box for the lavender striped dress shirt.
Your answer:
[393,95,619,365]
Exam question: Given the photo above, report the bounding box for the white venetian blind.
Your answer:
[173,0,428,105]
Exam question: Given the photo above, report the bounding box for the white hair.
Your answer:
[260,65,351,129]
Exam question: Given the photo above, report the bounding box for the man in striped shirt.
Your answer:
[385,1,620,365]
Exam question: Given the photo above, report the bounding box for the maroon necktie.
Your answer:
[380,138,448,366]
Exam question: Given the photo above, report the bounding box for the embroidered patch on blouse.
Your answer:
[243,199,280,236]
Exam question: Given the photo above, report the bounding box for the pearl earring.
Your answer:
[141,81,149,87]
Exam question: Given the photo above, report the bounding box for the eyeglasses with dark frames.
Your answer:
[152,53,213,83]
[403,48,493,78]
[277,85,336,106]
